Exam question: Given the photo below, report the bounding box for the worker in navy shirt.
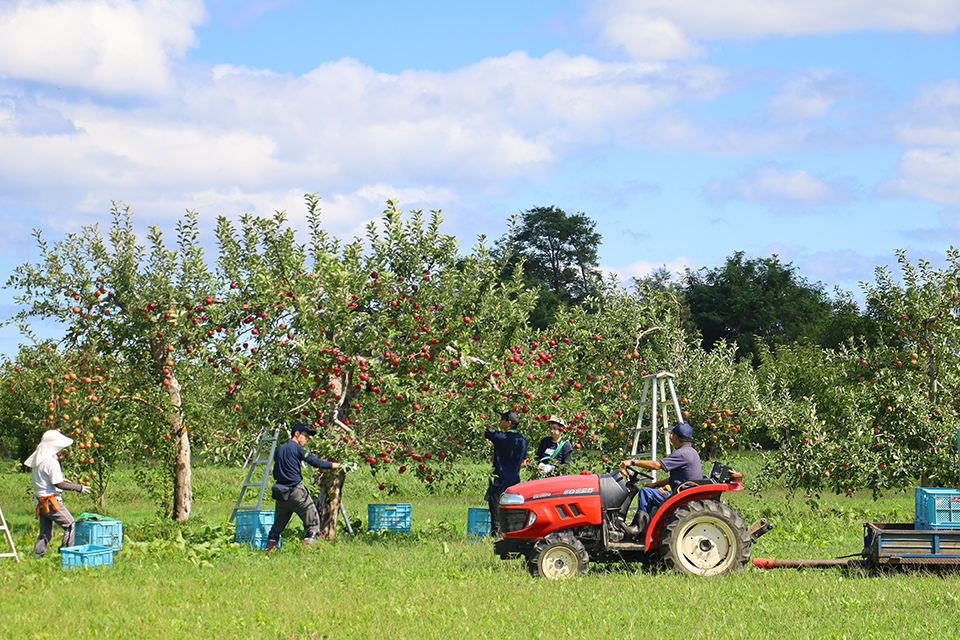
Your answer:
[618,423,703,537]
[266,423,340,554]
[484,411,528,537]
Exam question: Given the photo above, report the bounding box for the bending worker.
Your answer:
[24,429,90,557]
[618,422,702,536]
[266,423,340,555]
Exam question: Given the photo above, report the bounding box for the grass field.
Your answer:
[2,456,959,640]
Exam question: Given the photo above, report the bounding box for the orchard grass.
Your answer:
[1,456,958,640]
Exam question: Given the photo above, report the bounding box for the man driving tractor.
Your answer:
[618,422,702,537]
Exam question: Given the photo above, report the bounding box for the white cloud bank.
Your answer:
[588,0,960,60]
[0,0,955,239]
[879,80,960,207]
[0,0,206,96]
[705,166,855,208]
[0,47,732,233]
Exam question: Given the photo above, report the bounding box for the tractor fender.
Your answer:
[644,482,743,550]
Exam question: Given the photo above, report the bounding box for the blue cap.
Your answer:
[671,422,694,442]
[291,423,317,436]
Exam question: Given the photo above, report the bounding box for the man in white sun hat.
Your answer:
[24,429,90,557]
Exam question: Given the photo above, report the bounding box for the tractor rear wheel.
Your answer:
[659,500,751,577]
[527,531,589,579]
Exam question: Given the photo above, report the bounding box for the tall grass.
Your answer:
[1,456,956,640]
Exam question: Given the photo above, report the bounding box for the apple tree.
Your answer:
[197,197,538,536]
[761,249,960,495]
[5,205,220,520]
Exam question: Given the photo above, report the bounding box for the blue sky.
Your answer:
[0,0,959,358]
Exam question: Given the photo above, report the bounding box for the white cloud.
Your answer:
[0,51,733,227]
[904,208,960,242]
[874,80,960,207]
[588,0,960,60]
[602,256,695,283]
[767,69,871,123]
[763,244,876,286]
[598,12,703,61]
[876,148,960,206]
[0,0,206,96]
[705,166,855,208]
[891,80,960,147]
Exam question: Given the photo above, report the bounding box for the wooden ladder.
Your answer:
[0,505,20,563]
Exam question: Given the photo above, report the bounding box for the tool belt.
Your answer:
[271,483,297,502]
[36,494,61,518]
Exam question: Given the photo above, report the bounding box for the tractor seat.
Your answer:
[675,478,716,493]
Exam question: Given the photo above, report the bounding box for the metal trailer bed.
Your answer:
[863,522,960,567]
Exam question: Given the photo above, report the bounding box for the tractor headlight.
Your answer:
[499,493,525,506]
[526,512,537,528]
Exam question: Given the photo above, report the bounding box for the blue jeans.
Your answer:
[637,486,672,514]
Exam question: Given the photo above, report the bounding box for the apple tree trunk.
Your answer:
[314,469,346,540]
[165,373,193,522]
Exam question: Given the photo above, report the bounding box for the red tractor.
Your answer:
[493,461,772,578]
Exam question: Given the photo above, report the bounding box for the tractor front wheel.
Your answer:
[527,532,589,579]
[659,500,751,577]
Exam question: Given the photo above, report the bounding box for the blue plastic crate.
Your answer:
[61,544,113,569]
[75,520,123,550]
[368,503,411,533]
[235,510,275,542]
[467,507,491,538]
[915,488,960,530]
[243,533,281,551]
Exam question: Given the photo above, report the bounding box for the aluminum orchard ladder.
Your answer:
[0,505,20,563]
[229,428,280,523]
[630,371,684,482]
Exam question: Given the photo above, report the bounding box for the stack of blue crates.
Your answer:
[368,503,411,533]
[76,519,123,550]
[235,509,280,550]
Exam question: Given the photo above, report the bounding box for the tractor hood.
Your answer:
[502,473,602,504]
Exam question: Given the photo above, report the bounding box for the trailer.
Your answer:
[862,522,960,567]
[754,429,960,572]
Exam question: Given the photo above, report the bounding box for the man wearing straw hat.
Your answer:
[24,430,90,557]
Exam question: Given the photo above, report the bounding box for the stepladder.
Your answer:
[229,427,280,523]
[0,504,20,563]
[630,371,684,482]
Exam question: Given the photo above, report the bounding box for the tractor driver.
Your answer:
[618,422,702,536]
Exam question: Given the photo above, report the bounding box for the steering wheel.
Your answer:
[623,464,654,483]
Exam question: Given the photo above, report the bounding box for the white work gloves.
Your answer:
[538,462,554,475]
[341,462,359,473]
[79,485,91,494]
